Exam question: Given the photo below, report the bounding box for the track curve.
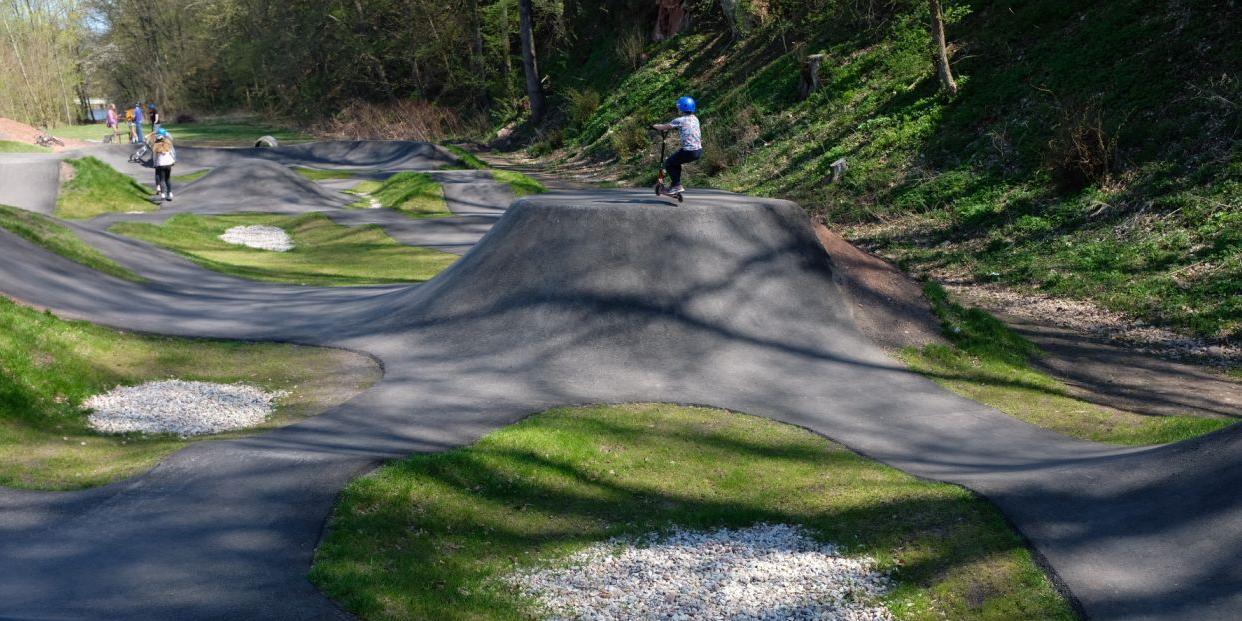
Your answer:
[0,144,1238,621]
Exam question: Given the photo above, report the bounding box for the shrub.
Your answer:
[313,99,482,141]
[564,87,601,129]
[1046,102,1118,193]
[616,28,647,70]
[609,116,650,160]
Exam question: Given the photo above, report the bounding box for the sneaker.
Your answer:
[165,192,173,202]
[668,185,685,195]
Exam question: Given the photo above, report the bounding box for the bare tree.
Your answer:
[517,0,545,122]
[929,0,957,95]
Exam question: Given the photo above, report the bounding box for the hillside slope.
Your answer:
[539,0,1240,344]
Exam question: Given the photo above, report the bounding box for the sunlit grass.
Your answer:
[0,295,378,489]
[111,212,458,286]
[312,403,1074,621]
[348,172,451,218]
[902,283,1233,445]
[0,205,141,282]
[55,157,154,220]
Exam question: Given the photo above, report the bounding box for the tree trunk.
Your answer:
[517,0,545,123]
[929,0,958,95]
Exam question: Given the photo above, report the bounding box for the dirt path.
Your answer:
[0,117,90,151]
[480,147,1242,422]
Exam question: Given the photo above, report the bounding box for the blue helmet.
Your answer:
[156,128,169,137]
[676,96,696,113]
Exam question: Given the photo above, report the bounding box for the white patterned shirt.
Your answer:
[669,114,702,151]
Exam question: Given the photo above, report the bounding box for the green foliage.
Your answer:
[608,116,651,160]
[55,157,154,220]
[111,213,459,286]
[0,205,141,282]
[0,294,376,489]
[313,403,1076,621]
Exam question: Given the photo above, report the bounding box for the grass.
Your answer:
[0,295,379,489]
[442,144,488,170]
[311,403,1075,621]
[55,156,155,220]
[492,169,547,196]
[900,283,1233,445]
[49,116,310,146]
[442,144,548,196]
[0,205,141,282]
[349,172,452,218]
[293,167,359,181]
[171,169,210,184]
[0,140,49,153]
[110,212,459,286]
[543,0,1239,342]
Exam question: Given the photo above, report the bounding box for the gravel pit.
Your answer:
[219,225,294,251]
[85,380,287,437]
[505,523,894,621]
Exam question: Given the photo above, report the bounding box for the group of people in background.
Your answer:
[103,101,177,202]
[103,101,161,144]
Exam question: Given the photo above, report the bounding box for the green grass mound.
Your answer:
[0,140,49,153]
[111,212,458,286]
[55,156,153,220]
[0,205,141,282]
[350,172,451,218]
[443,144,488,170]
[293,167,359,181]
[492,169,547,196]
[0,295,378,489]
[311,403,1074,621]
[900,283,1233,445]
[441,145,547,196]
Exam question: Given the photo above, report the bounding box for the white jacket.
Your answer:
[154,144,176,167]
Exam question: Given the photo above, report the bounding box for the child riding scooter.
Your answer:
[651,96,702,199]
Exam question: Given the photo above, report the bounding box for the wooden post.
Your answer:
[799,53,826,100]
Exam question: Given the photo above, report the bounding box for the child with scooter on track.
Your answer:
[652,96,702,198]
[150,128,177,202]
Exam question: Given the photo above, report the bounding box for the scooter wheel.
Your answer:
[676,193,684,203]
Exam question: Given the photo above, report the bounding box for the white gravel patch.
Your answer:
[84,380,287,437]
[219,225,294,252]
[505,523,894,621]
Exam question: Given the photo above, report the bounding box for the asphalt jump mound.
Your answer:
[266,140,458,169]
[177,158,350,212]
[393,193,859,362]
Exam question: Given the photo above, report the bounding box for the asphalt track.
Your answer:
[0,142,1238,621]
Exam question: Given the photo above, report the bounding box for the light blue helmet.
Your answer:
[156,128,169,137]
[676,96,696,113]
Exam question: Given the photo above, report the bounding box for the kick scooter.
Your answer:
[653,130,684,203]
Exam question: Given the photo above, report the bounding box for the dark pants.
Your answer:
[665,148,702,187]
[155,166,172,193]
